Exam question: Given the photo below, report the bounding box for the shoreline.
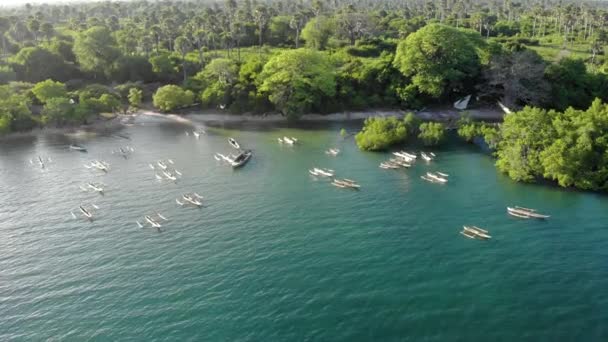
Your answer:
[0,107,504,139]
[145,106,504,124]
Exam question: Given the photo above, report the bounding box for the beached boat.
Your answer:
[69,144,87,152]
[230,150,252,168]
[229,138,241,150]
[507,207,550,219]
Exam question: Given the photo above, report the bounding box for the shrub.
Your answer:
[152,85,194,112]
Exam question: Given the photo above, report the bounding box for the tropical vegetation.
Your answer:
[1,0,608,191]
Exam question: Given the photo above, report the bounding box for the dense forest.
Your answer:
[1,0,608,191]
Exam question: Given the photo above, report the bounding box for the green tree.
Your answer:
[174,36,190,84]
[41,97,75,126]
[73,26,120,78]
[301,16,335,50]
[496,106,556,182]
[418,122,446,146]
[355,115,416,151]
[152,85,194,112]
[393,24,482,98]
[258,49,336,119]
[10,47,69,82]
[31,79,67,104]
[128,88,143,108]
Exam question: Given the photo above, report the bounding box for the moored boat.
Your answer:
[313,168,335,177]
[69,144,87,152]
[426,172,448,183]
[325,148,340,156]
[229,138,241,150]
[463,225,492,239]
[507,206,550,219]
[230,150,252,168]
[421,152,433,161]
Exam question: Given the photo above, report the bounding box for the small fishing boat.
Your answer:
[436,171,449,177]
[230,150,252,168]
[332,179,360,190]
[162,170,177,181]
[79,206,93,220]
[313,168,335,177]
[507,207,550,219]
[421,152,433,162]
[309,169,321,176]
[460,229,477,239]
[325,148,340,156]
[229,138,241,150]
[331,180,347,188]
[157,161,168,170]
[177,193,204,207]
[392,152,416,162]
[463,226,491,239]
[425,172,448,183]
[380,162,399,169]
[193,131,200,139]
[87,182,104,194]
[69,144,87,152]
[280,136,298,145]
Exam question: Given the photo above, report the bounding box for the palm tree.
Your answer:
[174,36,191,84]
[253,6,269,50]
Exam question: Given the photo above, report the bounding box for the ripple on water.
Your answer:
[1,122,607,341]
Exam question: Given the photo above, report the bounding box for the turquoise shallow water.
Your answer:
[1,117,607,341]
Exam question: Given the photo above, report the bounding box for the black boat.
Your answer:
[230,150,252,168]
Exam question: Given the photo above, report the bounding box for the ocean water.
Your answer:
[1,116,607,341]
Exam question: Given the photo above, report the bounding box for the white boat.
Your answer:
[69,144,87,152]
[454,94,471,110]
[183,194,203,207]
[87,182,104,193]
[157,161,168,170]
[309,169,321,176]
[229,138,241,150]
[313,168,334,177]
[145,215,161,228]
[380,162,399,169]
[284,137,298,145]
[392,152,415,162]
[421,152,433,162]
[162,170,177,181]
[463,226,491,239]
[426,172,448,183]
[498,100,512,114]
[332,178,360,190]
[507,207,550,219]
[193,131,200,139]
[325,148,340,156]
[436,171,449,177]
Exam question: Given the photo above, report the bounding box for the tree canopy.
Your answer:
[258,49,336,119]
